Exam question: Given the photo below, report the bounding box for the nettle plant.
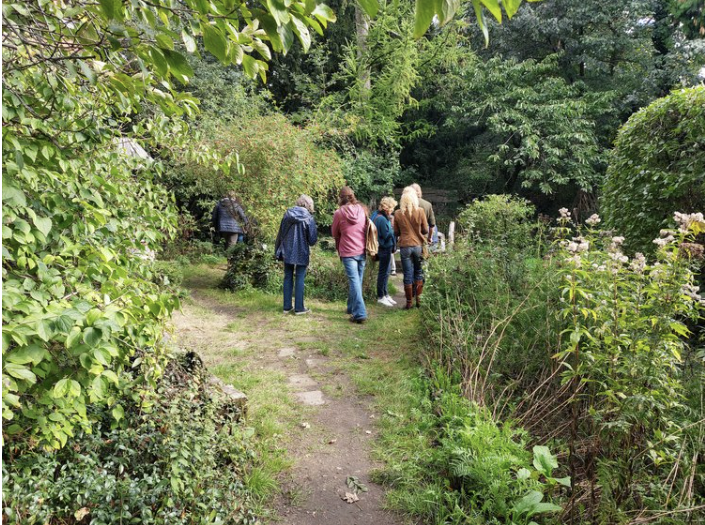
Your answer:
[554,209,705,510]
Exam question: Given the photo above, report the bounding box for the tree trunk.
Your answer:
[355,4,371,94]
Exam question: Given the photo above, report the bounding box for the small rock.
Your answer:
[301,422,311,429]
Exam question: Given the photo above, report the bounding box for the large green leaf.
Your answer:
[291,14,312,52]
[532,445,559,476]
[6,345,46,366]
[413,0,436,38]
[4,363,37,384]
[98,0,122,20]
[503,0,523,18]
[357,0,379,18]
[311,4,336,25]
[267,0,291,25]
[163,49,194,84]
[33,217,52,237]
[202,24,228,62]
[480,0,502,22]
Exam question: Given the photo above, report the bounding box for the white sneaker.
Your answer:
[377,297,394,307]
[385,295,397,305]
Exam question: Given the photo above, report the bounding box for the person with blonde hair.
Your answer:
[275,195,318,314]
[332,186,368,324]
[371,196,398,307]
[394,187,429,309]
[411,183,435,243]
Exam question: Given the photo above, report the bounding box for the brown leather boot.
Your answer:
[415,280,424,308]
[404,284,414,310]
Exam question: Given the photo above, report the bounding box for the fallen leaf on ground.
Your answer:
[342,492,359,503]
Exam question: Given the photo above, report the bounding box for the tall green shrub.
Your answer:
[167,115,346,241]
[602,86,705,253]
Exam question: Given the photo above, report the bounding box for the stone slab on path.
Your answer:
[288,374,318,389]
[294,390,325,406]
[305,358,326,368]
[278,347,297,358]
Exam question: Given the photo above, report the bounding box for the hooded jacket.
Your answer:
[275,206,318,266]
[212,198,248,234]
[371,210,395,252]
[332,204,366,258]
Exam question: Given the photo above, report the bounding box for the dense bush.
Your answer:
[221,241,281,294]
[164,114,346,242]
[457,195,538,252]
[305,248,380,302]
[602,86,705,254]
[2,352,258,525]
[151,261,186,291]
[423,199,705,522]
[554,211,705,520]
[424,196,560,410]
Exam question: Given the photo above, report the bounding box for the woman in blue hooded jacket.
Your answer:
[275,195,318,314]
[371,196,398,307]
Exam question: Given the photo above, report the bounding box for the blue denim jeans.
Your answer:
[283,263,307,312]
[341,255,367,320]
[376,248,392,299]
[400,246,423,285]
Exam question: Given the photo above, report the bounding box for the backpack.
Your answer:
[366,218,379,259]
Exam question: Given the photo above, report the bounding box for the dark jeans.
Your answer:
[400,246,423,285]
[283,263,307,312]
[377,248,392,298]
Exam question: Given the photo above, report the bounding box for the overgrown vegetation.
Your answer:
[415,196,705,523]
[3,352,258,525]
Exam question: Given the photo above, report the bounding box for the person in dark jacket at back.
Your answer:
[212,192,249,246]
[275,195,318,315]
[371,197,398,307]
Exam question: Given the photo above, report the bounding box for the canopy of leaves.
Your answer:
[601,86,705,253]
[2,0,332,448]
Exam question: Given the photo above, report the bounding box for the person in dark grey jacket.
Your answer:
[275,195,318,315]
[211,193,249,246]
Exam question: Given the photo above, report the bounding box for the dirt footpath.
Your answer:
[173,268,407,525]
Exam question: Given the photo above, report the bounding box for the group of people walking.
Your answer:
[273,184,436,324]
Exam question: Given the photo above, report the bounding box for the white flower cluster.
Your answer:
[557,207,573,224]
[585,214,601,227]
[674,212,705,233]
[681,283,704,305]
[629,253,646,273]
[567,236,590,254]
[653,233,675,248]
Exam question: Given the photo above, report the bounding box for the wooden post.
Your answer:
[448,221,455,248]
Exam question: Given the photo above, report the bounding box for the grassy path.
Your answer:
[173,264,428,524]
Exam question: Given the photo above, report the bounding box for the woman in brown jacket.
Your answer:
[394,187,429,309]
